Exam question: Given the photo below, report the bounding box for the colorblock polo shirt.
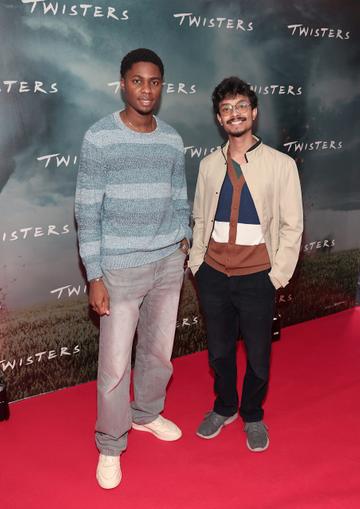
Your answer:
[205,144,270,276]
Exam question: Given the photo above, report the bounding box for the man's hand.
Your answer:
[89,279,110,316]
[180,238,190,255]
[180,238,190,270]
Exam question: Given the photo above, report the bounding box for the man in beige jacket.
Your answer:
[188,77,303,451]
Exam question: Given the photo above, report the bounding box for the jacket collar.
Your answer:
[245,135,262,162]
[220,135,262,164]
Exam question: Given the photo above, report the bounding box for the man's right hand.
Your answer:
[89,279,110,316]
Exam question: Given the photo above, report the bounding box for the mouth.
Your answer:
[139,97,153,107]
[227,117,247,126]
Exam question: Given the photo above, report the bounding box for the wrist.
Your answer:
[90,276,103,283]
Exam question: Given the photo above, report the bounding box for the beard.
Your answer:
[224,115,250,137]
[231,130,247,138]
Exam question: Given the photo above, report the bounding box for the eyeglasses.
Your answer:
[219,101,251,115]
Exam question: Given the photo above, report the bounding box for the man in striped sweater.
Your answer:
[75,49,190,489]
[189,77,303,452]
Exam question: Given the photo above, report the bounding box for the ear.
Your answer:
[120,78,125,91]
[217,113,223,126]
[252,107,258,121]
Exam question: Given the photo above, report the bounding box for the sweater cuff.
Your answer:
[85,262,103,282]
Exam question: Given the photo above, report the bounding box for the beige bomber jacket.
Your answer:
[188,139,304,289]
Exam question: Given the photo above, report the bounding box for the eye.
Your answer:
[221,105,232,114]
[132,79,141,85]
[152,80,160,87]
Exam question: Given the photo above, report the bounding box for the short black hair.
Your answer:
[212,77,258,114]
[120,48,164,78]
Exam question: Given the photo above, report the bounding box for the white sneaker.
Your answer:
[132,415,182,441]
[96,454,122,489]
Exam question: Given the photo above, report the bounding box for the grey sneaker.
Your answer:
[196,411,238,439]
[244,421,269,452]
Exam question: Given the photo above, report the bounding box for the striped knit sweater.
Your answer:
[75,111,190,281]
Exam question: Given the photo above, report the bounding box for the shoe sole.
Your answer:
[246,438,270,452]
[132,423,182,441]
[196,413,238,440]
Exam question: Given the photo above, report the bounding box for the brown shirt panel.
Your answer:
[205,150,270,276]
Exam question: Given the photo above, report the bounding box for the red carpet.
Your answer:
[1,308,359,509]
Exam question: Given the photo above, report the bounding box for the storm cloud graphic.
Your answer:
[0,0,359,308]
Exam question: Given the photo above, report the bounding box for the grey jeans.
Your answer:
[95,248,185,456]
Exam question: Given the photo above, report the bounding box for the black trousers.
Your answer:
[196,263,275,422]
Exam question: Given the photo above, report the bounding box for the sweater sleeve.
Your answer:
[74,134,105,281]
[171,137,191,240]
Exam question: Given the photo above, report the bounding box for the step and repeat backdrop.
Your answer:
[1,0,359,401]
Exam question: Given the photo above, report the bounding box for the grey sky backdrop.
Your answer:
[0,0,359,309]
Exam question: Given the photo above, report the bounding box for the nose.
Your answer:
[141,80,151,94]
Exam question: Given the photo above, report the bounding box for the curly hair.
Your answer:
[212,77,258,114]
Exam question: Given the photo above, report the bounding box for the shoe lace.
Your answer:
[204,411,225,425]
[101,455,118,466]
[156,415,165,425]
[246,421,268,435]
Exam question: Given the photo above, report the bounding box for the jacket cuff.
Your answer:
[268,272,283,290]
